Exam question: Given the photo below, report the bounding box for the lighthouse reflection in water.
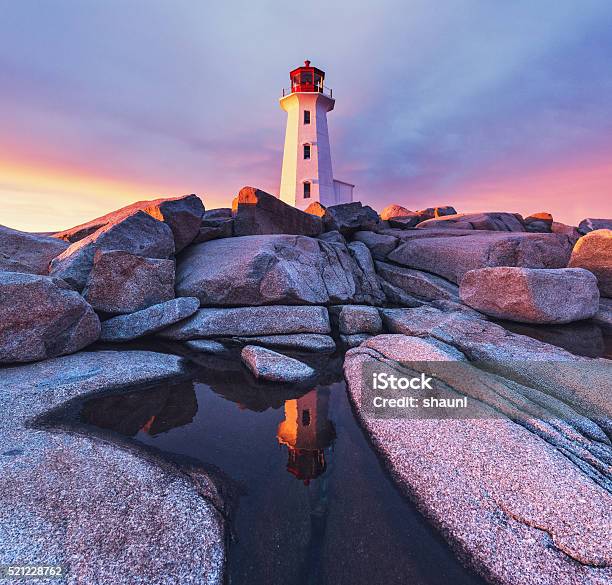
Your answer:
[277,388,336,485]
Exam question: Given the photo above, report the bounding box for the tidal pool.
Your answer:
[78,351,486,585]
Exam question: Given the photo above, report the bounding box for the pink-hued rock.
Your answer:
[344,335,612,585]
[387,231,574,284]
[0,225,69,274]
[53,194,204,252]
[50,211,175,291]
[578,218,612,234]
[241,345,315,383]
[322,202,380,235]
[459,267,600,324]
[417,212,525,232]
[568,229,612,297]
[82,250,175,314]
[379,204,413,220]
[232,187,322,237]
[303,201,327,218]
[0,272,100,363]
[524,212,553,233]
[551,221,581,243]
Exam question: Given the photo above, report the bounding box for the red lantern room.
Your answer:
[288,60,329,95]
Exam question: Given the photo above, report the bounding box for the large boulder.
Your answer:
[524,212,553,233]
[322,202,379,235]
[221,334,336,353]
[83,250,175,314]
[379,204,413,220]
[100,297,200,342]
[376,260,459,302]
[347,241,386,305]
[175,235,383,306]
[352,231,398,260]
[159,306,330,340]
[304,201,327,218]
[241,345,315,383]
[0,225,69,274]
[0,272,100,363]
[551,221,581,243]
[50,211,175,291]
[578,218,612,235]
[387,232,574,284]
[54,194,204,251]
[417,212,525,231]
[568,229,612,297]
[459,267,599,324]
[232,186,322,237]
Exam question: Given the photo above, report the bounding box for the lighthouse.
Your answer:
[279,60,354,210]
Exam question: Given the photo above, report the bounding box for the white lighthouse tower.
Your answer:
[279,60,354,210]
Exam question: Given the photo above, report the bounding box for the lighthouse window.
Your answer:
[303,181,311,198]
[303,144,311,160]
[302,409,311,426]
[304,110,311,124]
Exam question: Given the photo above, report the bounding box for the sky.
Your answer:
[1,0,611,232]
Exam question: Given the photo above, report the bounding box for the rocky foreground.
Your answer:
[0,188,611,584]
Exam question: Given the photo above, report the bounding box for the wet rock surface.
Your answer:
[0,350,225,585]
[0,272,100,363]
[100,297,200,341]
[460,267,600,324]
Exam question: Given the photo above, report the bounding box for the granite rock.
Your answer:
[0,225,69,274]
[329,305,383,335]
[568,229,612,297]
[241,345,315,383]
[416,212,525,232]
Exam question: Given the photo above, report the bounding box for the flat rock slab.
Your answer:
[83,249,175,314]
[0,225,69,274]
[569,229,612,297]
[0,350,224,585]
[388,231,574,284]
[417,212,525,232]
[0,272,100,364]
[241,345,315,383]
[344,335,612,585]
[376,260,459,302]
[101,297,200,341]
[159,305,331,340]
[175,234,383,306]
[222,333,336,353]
[460,267,600,324]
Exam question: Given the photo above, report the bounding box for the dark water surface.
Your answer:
[78,350,486,585]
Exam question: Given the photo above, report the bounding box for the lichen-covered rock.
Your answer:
[176,235,383,306]
[241,345,315,383]
[460,267,599,324]
[53,194,204,252]
[417,212,525,231]
[322,202,379,235]
[578,218,612,235]
[329,305,383,335]
[568,229,612,297]
[376,260,459,302]
[232,186,322,237]
[0,225,69,274]
[50,211,175,291]
[100,297,200,342]
[83,250,175,314]
[159,305,331,340]
[388,232,573,284]
[0,272,100,363]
